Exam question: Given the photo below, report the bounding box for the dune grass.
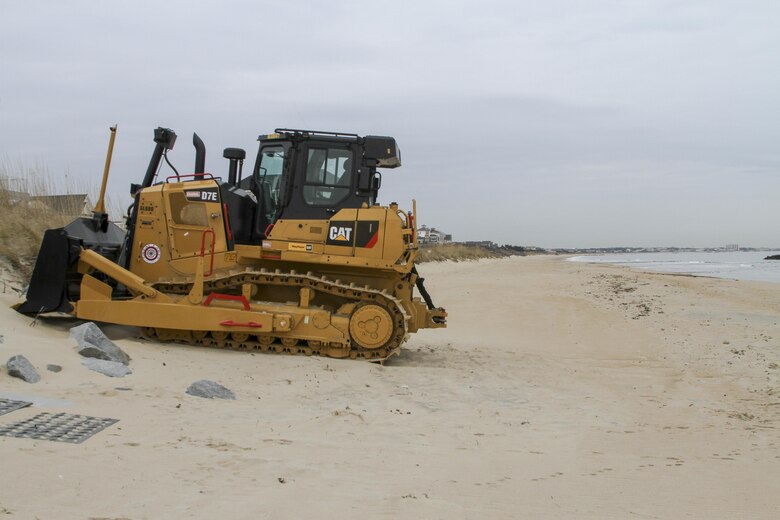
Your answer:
[416,243,549,263]
[0,197,75,277]
[0,158,120,279]
[416,243,506,263]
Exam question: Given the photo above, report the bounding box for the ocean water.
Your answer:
[568,251,780,283]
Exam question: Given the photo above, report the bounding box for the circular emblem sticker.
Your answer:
[141,243,161,264]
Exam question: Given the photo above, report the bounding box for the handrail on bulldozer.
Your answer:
[165,173,216,183]
[411,199,418,249]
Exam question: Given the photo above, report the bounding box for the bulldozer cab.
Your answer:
[116,127,402,265]
[246,129,399,235]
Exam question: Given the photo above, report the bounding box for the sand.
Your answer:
[0,255,778,519]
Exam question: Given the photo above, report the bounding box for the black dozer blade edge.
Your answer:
[16,218,124,315]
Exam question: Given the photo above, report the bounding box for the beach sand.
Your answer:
[0,255,778,519]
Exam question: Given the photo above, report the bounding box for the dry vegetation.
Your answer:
[0,158,105,279]
[0,196,74,278]
[416,243,550,263]
[416,243,507,263]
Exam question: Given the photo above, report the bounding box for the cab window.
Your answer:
[303,148,352,206]
[257,146,285,221]
[168,192,208,227]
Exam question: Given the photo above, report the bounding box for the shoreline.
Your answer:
[564,251,780,285]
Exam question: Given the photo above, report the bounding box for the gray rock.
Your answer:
[7,355,40,383]
[81,358,132,378]
[186,380,235,400]
[46,364,63,373]
[70,322,130,365]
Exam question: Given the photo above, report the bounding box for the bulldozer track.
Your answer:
[146,268,410,361]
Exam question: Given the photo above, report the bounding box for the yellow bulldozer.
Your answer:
[17,126,446,361]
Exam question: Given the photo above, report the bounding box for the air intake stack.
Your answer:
[223,147,246,185]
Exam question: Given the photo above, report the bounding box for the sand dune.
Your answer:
[0,255,778,519]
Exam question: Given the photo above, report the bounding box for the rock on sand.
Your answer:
[70,322,131,365]
[186,380,235,400]
[7,354,41,383]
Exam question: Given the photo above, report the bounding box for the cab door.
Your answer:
[279,140,365,220]
[163,181,228,260]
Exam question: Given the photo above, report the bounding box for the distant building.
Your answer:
[28,194,92,215]
[464,240,498,249]
[417,225,451,245]
[2,176,92,214]
[0,189,31,205]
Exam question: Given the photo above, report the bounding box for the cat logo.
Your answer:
[329,226,352,241]
[326,221,355,246]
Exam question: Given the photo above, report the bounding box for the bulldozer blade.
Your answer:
[17,229,78,314]
[17,217,125,315]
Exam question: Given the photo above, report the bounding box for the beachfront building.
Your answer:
[1,178,92,216]
[28,194,92,215]
[417,225,452,245]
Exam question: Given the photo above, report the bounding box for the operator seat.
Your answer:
[338,158,352,186]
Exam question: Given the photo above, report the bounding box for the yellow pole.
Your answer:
[94,125,117,214]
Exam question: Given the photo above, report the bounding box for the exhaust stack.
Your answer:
[193,133,206,179]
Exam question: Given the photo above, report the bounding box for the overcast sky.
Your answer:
[1,1,778,247]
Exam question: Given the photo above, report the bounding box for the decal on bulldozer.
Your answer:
[141,244,161,263]
[326,221,354,246]
[184,188,219,202]
[326,220,380,247]
[356,221,380,248]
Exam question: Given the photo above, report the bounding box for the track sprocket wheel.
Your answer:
[349,304,394,350]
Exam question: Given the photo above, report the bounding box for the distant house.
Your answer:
[28,194,92,215]
[464,240,498,249]
[2,176,92,215]
[0,189,31,205]
[417,225,451,245]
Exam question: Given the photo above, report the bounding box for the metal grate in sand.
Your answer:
[0,412,118,443]
[0,398,32,416]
